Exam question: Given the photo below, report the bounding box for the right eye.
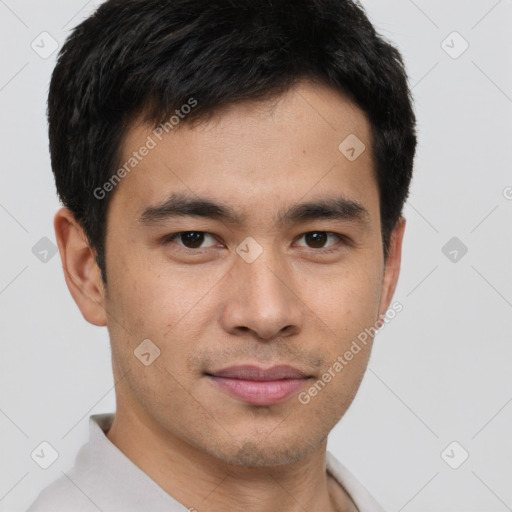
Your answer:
[161,231,220,250]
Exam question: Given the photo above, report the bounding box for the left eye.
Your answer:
[164,231,219,249]
[295,231,342,249]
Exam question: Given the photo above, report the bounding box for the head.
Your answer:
[51,0,415,467]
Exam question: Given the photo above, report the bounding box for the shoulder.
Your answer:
[26,472,99,512]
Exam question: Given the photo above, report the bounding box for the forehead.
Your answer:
[109,80,378,226]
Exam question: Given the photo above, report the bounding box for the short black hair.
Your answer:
[48,0,416,284]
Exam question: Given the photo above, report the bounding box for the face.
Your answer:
[80,80,403,467]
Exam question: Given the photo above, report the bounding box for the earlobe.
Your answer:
[378,217,406,319]
[54,207,107,327]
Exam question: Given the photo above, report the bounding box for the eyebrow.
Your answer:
[138,192,370,228]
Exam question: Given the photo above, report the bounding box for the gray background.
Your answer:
[1,0,511,510]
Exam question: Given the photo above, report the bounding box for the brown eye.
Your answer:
[164,231,218,249]
[179,231,205,248]
[298,231,341,249]
[304,232,328,248]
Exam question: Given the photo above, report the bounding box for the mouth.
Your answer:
[205,364,313,406]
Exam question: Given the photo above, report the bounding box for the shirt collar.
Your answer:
[73,413,187,511]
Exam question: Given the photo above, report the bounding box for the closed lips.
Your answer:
[206,364,311,380]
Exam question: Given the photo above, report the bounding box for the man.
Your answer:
[28,0,416,510]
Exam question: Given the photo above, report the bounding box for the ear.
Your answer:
[378,216,406,318]
[54,207,107,326]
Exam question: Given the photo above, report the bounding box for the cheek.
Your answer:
[294,342,372,436]
[105,248,190,330]
[104,252,223,378]
[104,262,200,410]
[301,261,383,337]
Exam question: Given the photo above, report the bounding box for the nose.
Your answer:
[218,246,304,341]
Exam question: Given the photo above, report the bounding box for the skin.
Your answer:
[54,80,405,512]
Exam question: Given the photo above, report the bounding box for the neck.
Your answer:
[106,405,356,512]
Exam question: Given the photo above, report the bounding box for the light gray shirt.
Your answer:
[27,413,385,512]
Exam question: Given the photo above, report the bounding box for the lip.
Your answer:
[205,365,312,405]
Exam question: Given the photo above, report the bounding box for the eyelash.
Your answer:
[161,231,349,254]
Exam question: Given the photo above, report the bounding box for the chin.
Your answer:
[208,435,319,468]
